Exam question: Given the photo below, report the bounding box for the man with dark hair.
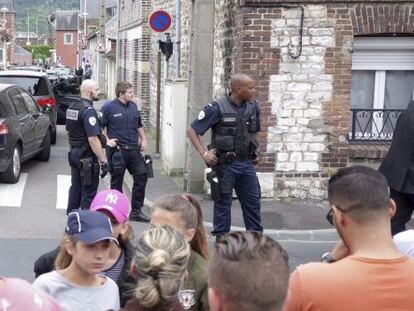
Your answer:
[209,231,289,311]
[187,73,262,239]
[283,165,414,311]
[100,81,150,222]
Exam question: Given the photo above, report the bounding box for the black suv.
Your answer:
[0,70,57,144]
[0,84,51,183]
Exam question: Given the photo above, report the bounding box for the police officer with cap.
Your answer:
[100,81,150,222]
[66,79,108,214]
[187,73,263,239]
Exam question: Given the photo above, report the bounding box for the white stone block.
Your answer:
[286,143,302,151]
[308,143,326,152]
[269,134,282,142]
[267,142,284,152]
[257,172,274,198]
[287,82,312,92]
[297,118,310,126]
[273,19,286,28]
[296,162,320,172]
[304,152,319,161]
[277,152,289,162]
[308,55,325,63]
[286,18,301,26]
[293,110,304,117]
[303,109,320,118]
[271,75,290,82]
[282,133,302,142]
[284,180,298,188]
[284,100,307,109]
[279,64,301,74]
[291,188,307,199]
[301,143,310,151]
[309,187,325,199]
[283,8,302,19]
[303,133,326,142]
[309,28,334,36]
[289,126,308,133]
[276,162,295,171]
[278,117,296,126]
[311,36,334,46]
[290,152,303,162]
[279,109,292,117]
[312,82,332,92]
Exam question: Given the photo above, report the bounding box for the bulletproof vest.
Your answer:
[211,96,258,159]
[66,98,94,148]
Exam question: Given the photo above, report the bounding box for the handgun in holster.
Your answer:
[206,169,221,201]
[80,158,93,186]
[144,155,154,178]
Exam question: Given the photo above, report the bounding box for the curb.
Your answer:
[124,172,339,242]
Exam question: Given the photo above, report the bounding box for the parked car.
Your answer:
[54,67,74,80]
[14,66,46,73]
[46,70,59,85]
[0,70,57,144]
[0,84,51,183]
[53,77,81,125]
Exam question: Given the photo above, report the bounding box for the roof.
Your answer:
[55,11,79,31]
[14,45,32,56]
[0,70,47,77]
[15,32,38,39]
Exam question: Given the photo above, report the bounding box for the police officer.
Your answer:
[100,81,150,222]
[187,73,263,238]
[66,79,108,214]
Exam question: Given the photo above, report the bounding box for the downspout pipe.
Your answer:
[175,0,181,78]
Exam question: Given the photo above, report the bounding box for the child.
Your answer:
[150,194,209,311]
[122,225,190,311]
[34,189,136,307]
[33,209,120,311]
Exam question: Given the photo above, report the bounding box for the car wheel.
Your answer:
[0,145,21,184]
[36,130,51,161]
[51,128,57,145]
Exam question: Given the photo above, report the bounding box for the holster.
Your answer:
[80,157,93,186]
[111,148,125,175]
[144,155,154,178]
[207,170,221,201]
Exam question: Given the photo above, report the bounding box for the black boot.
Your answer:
[129,209,150,222]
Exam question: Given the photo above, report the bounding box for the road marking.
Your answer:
[56,175,71,210]
[0,173,27,207]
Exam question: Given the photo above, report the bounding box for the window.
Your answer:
[0,76,49,96]
[20,91,38,113]
[64,33,73,45]
[350,37,414,140]
[9,89,28,115]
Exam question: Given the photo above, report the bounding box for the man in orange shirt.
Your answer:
[283,166,414,311]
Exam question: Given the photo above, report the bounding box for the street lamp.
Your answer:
[0,7,8,69]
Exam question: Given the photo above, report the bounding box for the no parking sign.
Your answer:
[149,10,172,33]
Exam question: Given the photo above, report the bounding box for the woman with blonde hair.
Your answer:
[122,225,190,311]
[150,194,209,310]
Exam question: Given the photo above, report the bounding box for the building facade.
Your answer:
[54,11,79,68]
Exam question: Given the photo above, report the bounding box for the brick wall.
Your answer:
[118,0,151,126]
[56,31,77,68]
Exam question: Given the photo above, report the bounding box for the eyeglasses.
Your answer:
[326,203,361,226]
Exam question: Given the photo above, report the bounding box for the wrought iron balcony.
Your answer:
[349,108,403,142]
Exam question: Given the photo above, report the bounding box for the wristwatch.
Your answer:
[321,252,336,263]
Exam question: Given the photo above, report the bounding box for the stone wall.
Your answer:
[118,0,151,126]
[148,1,192,129]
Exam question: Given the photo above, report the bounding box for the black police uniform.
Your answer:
[66,98,101,214]
[191,95,263,237]
[101,98,149,222]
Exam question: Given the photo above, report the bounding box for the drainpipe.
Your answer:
[175,0,181,78]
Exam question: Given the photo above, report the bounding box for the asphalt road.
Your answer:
[0,125,338,282]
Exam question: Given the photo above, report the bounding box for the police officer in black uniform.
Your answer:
[100,81,150,222]
[66,79,108,214]
[187,73,263,238]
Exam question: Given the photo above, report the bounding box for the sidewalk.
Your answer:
[123,133,338,241]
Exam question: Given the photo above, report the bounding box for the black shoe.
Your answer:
[129,210,150,223]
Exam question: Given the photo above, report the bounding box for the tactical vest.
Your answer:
[211,96,258,160]
[66,99,94,148]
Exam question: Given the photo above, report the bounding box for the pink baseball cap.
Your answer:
[90,189,130,223]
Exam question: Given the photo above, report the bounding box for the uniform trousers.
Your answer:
[212,160,262,236]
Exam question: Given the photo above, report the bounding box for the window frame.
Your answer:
[63,33,73,45]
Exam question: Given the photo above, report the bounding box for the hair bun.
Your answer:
[148,249,169,270]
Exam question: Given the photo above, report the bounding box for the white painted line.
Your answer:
[0,173,27,207]
[56,175,71,210]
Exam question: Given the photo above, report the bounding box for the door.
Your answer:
[8,88,36,156]
[20,90,48,150]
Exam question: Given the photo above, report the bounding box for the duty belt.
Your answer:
[218,151,249,164]
[118,144,139,151]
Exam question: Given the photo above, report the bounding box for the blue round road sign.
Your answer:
[149,10,172,33]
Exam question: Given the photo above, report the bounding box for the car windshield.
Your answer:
[54,68,71,76]
[0,76,49,96]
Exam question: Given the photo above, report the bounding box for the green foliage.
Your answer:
[14,0,79,35]
[23,44,54,60]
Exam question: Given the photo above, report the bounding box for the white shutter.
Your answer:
[352,37,414,70]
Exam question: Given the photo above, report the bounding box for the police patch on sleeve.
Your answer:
[198,110,205,120]
[88,116,97,126]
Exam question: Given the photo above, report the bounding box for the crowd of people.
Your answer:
[3,74,414,310]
